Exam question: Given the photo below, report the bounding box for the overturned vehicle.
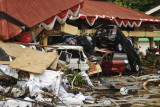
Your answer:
[95,25,141,72]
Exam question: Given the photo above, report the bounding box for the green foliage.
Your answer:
[141,53,156,66]
[145,53,156,65]
[106,0,160,12]
[67,73,87,87]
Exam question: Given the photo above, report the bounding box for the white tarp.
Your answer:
[0,64,18,79]
[0,99,32,107]
[27,70,85,106]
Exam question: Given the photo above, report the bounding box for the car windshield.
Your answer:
[97,26,114,36]
[58,49,84,59]
[113,53,128,60]
[104,26,115,36]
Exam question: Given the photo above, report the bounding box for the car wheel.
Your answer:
[117,43,123,52]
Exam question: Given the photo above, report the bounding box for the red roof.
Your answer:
[0,0,83,40]
[79,0,160,27]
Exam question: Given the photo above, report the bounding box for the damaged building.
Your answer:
[0,0,160,106]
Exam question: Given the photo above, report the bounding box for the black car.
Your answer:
[95,25,141,72]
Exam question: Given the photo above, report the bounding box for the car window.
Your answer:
[113,53,128,60]
[103,26,115,36]
[57,49,81,58]
[59,51,72,62]
[57,49,65,54]
[67,50,81,58]
[79,51,84,59]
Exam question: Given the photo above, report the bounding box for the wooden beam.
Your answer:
[149,37,154,48]
[122,31,160,37]
[61,23,79,35]
[42,34,48,50]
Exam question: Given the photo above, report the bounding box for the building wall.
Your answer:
[138,41,155,55]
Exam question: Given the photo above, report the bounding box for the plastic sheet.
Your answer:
[79,71,94,87]
[27,70,85,106]
[0,65,18,79]
[0,99,32,107]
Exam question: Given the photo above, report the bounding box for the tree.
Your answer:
[106,0,160,12]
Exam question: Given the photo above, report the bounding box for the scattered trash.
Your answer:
[120,87,129,95]
[0,99,33,107]
[99,78,118,89]
[0,65,18,79]
[142,79,160,90]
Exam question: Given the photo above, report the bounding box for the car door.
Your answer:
[111,53,125,73]
[102,53,112,73]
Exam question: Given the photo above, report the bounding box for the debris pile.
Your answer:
[0,24,159,107]
[0,42,98,107]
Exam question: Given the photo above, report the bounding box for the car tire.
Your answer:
[117,43,123,52]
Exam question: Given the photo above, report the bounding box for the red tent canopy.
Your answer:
[0,0,84,40]
[77,0,160,27]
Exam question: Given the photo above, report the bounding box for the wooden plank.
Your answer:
[0,61,10,65]
[0,41,24,58]
[49,55,59,70]
[83,29,96,35]
[9,48,57,73]
[44,30,64,36]
[8,42,59,48]
[61,23,78,35]
[122,31,160,37]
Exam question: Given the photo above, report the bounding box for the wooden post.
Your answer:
[42,34,48,50]
[148,37,154,48]
[133,37,139,48]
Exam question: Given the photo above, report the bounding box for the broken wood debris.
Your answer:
[9,48,57,73]
[0,41,24,58]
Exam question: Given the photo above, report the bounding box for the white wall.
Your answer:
[138,41,155,55]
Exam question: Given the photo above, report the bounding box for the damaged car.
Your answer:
[101,50,131,74]
[95,25,141,72]
[92,49,130,74]
[48,45,89,72]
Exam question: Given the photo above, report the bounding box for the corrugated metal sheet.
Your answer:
[81,0,160,20]
[6,0,83,27]
[0,0,83,40]
[0,19,22,40]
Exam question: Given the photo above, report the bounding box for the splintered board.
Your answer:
[9,48,57,73]
[49,55,59,70]
[0,42,24,58]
